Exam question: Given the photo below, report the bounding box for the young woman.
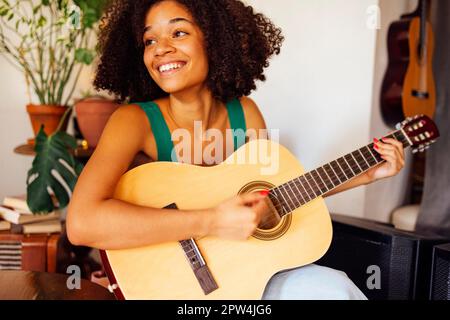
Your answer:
[67,0,405,300]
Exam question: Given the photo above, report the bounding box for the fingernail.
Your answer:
[374,144,379,150]
[259,190,269,196]
[373,138,379,143]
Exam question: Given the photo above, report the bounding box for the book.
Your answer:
[11,219,61,234]
[0,219,11,231]
[2,194,32,214]
[0,205,60,225]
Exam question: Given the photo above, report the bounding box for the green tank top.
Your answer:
[135,99,247,162]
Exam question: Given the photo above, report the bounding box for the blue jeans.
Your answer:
[262,264,368,300]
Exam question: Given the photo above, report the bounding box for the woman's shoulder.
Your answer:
[107,103,153,138]
[238,96,267,131]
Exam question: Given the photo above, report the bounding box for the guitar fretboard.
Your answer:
[268,130,411,216]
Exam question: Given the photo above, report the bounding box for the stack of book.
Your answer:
[0,195,62,234]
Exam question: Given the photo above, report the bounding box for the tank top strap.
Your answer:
[225,98,247,151]
[134,101,175,162]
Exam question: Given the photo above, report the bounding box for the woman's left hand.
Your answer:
[365,137,405,183]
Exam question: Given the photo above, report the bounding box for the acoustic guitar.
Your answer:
[381,0,436,128]
[101,115,439,300]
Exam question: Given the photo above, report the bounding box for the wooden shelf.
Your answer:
[14,143,94,158]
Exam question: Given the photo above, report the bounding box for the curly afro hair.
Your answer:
[94,0,284,103]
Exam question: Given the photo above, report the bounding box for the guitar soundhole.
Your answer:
[238,181,291,241]
[258,202,282,230]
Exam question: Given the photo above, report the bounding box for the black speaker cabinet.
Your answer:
[430,243,450,300]
[317,214,449,300]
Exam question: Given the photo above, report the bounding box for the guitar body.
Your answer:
[101,139,333,299]
[380,0,436,128]
[402,17,436,119]
[380,18,414,127]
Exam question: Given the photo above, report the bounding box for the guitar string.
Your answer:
[250,131,411,229]
[256,145,389,230]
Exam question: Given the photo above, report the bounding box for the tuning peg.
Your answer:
[395,123,401,130]
[412,148,418,154]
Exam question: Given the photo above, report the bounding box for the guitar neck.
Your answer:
[268,130,412,217]
[419,0,431,60]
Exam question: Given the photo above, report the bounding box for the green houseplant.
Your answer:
[0,0,107,213]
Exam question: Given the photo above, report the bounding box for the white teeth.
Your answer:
[158,62,184,73]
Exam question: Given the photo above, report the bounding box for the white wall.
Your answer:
[0,56,34,198]
[364,0,417,222]
[1,0,415,221]
[0,33,94,201]
[247,0,379,217]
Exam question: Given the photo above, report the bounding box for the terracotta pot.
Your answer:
[26,104,69,145]
[75,97,120,148]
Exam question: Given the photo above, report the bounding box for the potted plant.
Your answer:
[74,92,120,149]
[0,0,107,213]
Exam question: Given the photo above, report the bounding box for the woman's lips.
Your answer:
[156,61,187,76]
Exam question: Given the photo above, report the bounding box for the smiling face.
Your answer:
[142,1,209,95]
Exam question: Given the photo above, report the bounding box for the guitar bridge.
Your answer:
[165,203,219,295]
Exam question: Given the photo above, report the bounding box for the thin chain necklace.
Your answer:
[167,101,217,136]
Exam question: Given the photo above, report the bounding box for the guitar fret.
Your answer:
[343,156,356,176]
[318,167,334,189]
[291,180,307,205]
[330,161,346,183]
[337,158,353,179]
[369,143,384,162]
[278,185,294,212]
[363,146,378,166]
[296,177,312,202]
[344,154,360,175]
[305,172,320,198]
[357,149,371,168]
[393,131,408,147]
[311,170,328,194]
[350,152,364,171]
[302,174,317,196]
[335,158,348,179]
[324,164,341,185]
[286,182,301,207]
[350,150,367,171]
[283,184,297,210]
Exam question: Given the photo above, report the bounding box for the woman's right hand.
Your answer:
[206,192,270,241]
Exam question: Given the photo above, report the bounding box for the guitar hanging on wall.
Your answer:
[380,0,436,128]
[100,115,439,300]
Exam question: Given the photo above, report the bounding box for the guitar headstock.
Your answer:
[396,114,440,154]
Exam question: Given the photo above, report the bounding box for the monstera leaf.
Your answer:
[26,126,84,214]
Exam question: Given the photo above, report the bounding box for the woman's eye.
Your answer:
[174,30,188,38]
[144,39,156,47]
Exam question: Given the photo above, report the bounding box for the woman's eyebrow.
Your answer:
[143,17,193,34]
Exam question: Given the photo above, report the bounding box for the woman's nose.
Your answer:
[154,38,175,56]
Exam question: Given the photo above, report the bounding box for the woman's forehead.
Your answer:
[144,1,194,29]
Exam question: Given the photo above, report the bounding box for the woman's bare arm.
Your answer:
[66,104,266,250]
[66,105,210,250]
